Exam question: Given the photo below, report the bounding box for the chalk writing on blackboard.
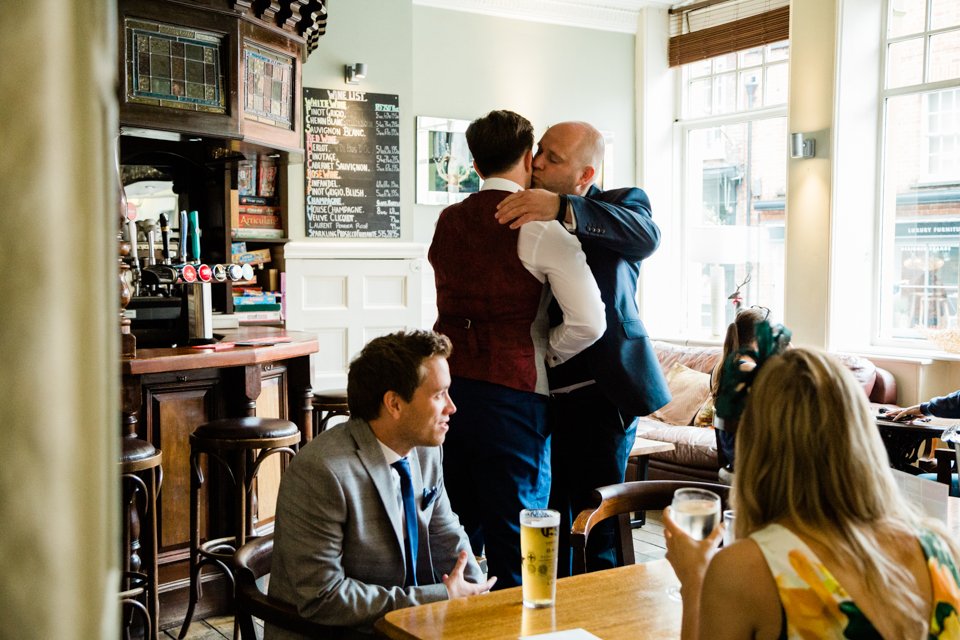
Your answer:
[304,88,400,238]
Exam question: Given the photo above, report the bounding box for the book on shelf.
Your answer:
[236,310,283,325]
[238,204,280,216]
[234,294,279,305]
[258,159,278,198]
[232,228,285,239]
[237,212,282,229]
[231,302,281,312]
[239,195,276,206]
[237,161,257,197]
[232,247,272,265]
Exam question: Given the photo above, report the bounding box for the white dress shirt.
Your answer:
[377,439,410,560]
[480,178,605,391]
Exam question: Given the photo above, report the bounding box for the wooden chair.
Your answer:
[311,389,350,437]
[233,533,344,639]
[935,443,960,497]
[570,480,730,575]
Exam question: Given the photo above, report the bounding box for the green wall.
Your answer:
[292,0,636,244]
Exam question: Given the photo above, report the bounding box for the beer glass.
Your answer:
[519,509,560,608]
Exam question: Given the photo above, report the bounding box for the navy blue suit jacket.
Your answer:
[547,185,671,417]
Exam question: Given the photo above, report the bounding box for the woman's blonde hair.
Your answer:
[734,348,960,637]
[710,306,768,399]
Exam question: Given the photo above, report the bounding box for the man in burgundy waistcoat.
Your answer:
[428,110,606,588]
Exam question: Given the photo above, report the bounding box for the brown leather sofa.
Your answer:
[634,341,899,482]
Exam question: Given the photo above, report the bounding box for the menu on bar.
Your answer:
[304,88,400,238]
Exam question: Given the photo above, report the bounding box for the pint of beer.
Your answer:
[519,509,560,608]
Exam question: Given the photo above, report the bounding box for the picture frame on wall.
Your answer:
[416,116,480,205]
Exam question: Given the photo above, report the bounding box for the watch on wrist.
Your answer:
[556,195,568,222]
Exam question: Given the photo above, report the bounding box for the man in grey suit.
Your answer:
[266,330,495,639]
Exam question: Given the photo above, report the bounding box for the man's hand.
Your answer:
[443,550,497,598]
[496,189,563,229]
[887,404,924,422]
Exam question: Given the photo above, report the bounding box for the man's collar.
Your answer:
[480,177,523,193]
[377,438,404,465]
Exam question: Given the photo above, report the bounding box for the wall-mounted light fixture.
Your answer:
[790,132,816,159]
[344,62,367,85]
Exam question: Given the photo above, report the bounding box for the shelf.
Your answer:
[231,236,289,243]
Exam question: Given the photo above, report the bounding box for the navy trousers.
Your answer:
[442,377,550,589]
[549,383,636,577]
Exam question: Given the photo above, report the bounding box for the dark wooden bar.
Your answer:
[122,327,317,630]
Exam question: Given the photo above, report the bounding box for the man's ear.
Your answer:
[523,148,533,172]
[381,390,404,420]
[473,161,486,180]
[576,165,596,194]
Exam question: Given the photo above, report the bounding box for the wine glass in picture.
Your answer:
[666,487,722,601]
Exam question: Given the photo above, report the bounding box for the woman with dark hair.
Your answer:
[665,345,960,640]
[710,306,770,475]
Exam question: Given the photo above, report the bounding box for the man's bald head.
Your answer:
[532,121,605,196]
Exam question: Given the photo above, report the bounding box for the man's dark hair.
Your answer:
[465,110,534,177]
[347,330,453,422]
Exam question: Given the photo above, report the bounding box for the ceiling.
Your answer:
[412,0,674,34]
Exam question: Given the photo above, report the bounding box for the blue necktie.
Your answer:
[391,458,419,586]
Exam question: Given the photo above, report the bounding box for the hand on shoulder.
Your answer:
[495,189,562,229]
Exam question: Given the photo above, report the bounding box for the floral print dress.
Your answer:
[750,523,960,639]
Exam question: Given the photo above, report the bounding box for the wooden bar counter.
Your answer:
[121,327,318,630]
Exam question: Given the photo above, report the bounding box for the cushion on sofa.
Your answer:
[649,362,712,425]
[653,341,722,376]
[635,418,718,471]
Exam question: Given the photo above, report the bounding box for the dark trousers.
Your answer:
[549,384,636,577]
[442,377,550,589]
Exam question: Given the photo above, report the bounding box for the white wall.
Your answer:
[411,5,637,243]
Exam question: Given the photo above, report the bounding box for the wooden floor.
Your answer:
[162,615,261,639]
[158,512,666,640]
[631,509,667,564]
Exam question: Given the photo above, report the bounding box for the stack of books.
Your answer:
[233,287,282,325]
[233,158,283,239]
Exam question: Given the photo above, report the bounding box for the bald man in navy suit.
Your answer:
[496,121,671,576]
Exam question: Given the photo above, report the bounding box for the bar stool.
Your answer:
[311,388,349,437]
[120,437,163,640]
[178,417,300,639]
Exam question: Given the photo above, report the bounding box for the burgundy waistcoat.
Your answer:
[428,190,545,393]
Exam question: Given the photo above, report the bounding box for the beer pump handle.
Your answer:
[126,219,139,263]
[145,222,157,267]
[159,213,171,264]
[178,210,188,262]
[188,210,201,263]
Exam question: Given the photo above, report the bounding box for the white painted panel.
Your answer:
[286,247,427,391]
[364,276,407,308]
[303,276,348,309]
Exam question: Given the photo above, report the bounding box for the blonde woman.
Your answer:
[666,347,960,640]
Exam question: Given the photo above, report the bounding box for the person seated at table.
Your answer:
[266,330,496,640]
[709,305,770,478]
[664,343,960,640]
[888,395,960,497]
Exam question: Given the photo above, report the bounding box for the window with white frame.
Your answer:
[679,40,789,337]
[878,0,960,342]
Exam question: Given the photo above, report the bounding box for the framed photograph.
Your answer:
[416,116,480,205]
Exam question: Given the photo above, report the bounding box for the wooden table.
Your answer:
[627,437,676,526]
[875,414,950,472]
[376,560,682,640]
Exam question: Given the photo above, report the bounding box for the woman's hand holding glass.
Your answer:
[663,491,725,601]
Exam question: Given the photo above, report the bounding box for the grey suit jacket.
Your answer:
[265,418,482,639]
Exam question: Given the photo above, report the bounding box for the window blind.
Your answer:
[668,0,790,67]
